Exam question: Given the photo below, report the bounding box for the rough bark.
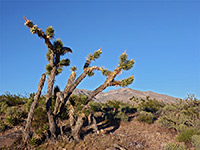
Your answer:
[53,92,64,115]
[57,66,102,117]
[71,114,85,141]
[71,67,122,140]
[46,66,57,138]
[23,74,46,142]
[89,114,99,134]
[68,105,76,130]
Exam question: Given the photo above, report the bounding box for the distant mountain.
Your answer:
[72,88,179,104]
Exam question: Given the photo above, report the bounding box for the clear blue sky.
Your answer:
[0,0,200,99]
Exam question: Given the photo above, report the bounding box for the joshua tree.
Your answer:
[23,17,134,143]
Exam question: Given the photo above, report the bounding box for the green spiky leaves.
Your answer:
[59,58,70,67]
[30,26,37,34]
[120,53,128,64]
[46,26,54,38]
[119,51,135,70]
[54,39,63,51]
[56,67,63,75]
[25,20,33,28]
[120,76,134,87]
[101,69,111,76]
[93,49,102,59]
[87,71,95,77]
[46,64,52,75]
[87,49,102,61]
[71,66,77,72]
[120,59,135,70]
[46,49,51,62]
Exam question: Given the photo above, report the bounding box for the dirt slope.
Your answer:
[40,115,177,150]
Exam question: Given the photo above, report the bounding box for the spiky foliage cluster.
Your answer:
[87,49,102,61]
[59,58,70,67]
[119,52,134,70]
[45,64,52,75]
[119,53,127,63]
[30,25,37,34]
[46,49,51,62]
[101,69,111,76]
[70,66,77,72]
[120,76,134,87]
[120,59,134,70]
[56,67,63,75]
[54,39,63,51]
[87,71,95,77]
[25,20,33,28]
[46,26,54,38]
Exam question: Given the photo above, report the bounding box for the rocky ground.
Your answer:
[0,114,179,150]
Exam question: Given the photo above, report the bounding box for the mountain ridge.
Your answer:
[72,88,179,104]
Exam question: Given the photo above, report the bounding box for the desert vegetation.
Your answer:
[0,92,199,149]
[0,17,199,150]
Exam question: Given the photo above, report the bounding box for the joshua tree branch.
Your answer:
[24,16,53,50]
[23,73,46,143]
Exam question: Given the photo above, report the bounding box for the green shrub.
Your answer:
[114,112,129,122]
[105,100,121,110]
[29,137,39,146]
[162,142,186,150]
[6,107,23,119]
[4,106,24,127]
[89,101,102,112]
[135,96,165,114]
[24,97,34,113]
[158,96,200,132]
[119,104,137,114]
[5,116,18,126]
[191,135,200,150]
[33,106,48,128]
[69,94,88,113]
[137,111,154,124]
[177,128,200,143]
[0,119,6,132]
[0,101,8,114]
[0,92,27,106]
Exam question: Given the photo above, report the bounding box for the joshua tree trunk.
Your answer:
[71,115,85,141]
[23,73,46,143]
[46,66,57,139]
[71,67,127,141]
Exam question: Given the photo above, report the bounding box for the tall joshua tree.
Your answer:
[23,17,72,140]
[23,17,134,142]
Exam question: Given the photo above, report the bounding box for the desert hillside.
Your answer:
[73,88,179,104]
[0,89,199,150]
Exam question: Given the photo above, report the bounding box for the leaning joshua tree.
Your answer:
[23,17,134,143]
